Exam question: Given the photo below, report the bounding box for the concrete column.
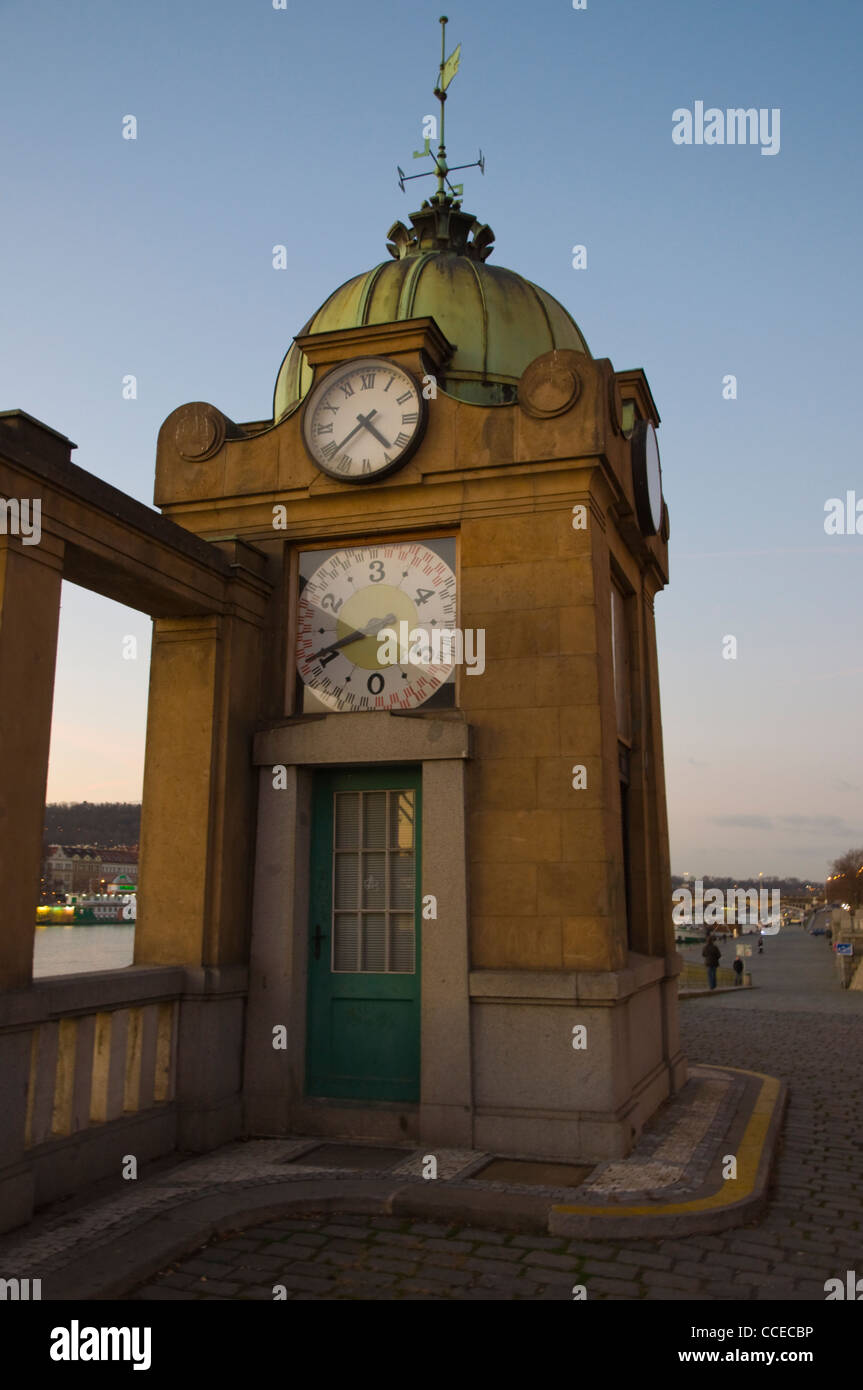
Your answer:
[135,610,261,967]
[0,533,63,989]
[243,765,312,1134]
[135,616,219,966]
[419,758,473,1146]
[175,967,247,1150]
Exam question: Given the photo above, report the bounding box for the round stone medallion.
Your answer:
[518,351,582,419]
[173,403,225,461]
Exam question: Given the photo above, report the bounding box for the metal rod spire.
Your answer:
[435,16,449,202]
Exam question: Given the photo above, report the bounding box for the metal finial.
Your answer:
[396,15,484,206]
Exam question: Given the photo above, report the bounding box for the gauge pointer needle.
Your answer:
[357,412,392,450]
[312,613,397,660]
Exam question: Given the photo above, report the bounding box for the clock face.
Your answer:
[302,357,426,481]
[297,540,457,712]
[631,419,663,536]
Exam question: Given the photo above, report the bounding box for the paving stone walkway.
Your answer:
[130,921,863,1301]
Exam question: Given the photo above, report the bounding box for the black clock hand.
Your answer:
[357,412,392,450]
[312,613,397,659]
[311,625,367,658]
[331,409,378,455]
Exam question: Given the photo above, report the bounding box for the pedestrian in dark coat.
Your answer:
[702,934,721,990]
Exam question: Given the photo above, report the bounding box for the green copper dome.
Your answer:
[273,200,590,419]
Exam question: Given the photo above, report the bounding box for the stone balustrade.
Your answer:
[0,968,180,1231]
[0,964,247,1234]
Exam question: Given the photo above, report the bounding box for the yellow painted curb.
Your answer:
[551,1067,781,1220]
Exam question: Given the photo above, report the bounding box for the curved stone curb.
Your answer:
[548,1067,788,1239]
[45,1179,397,1301]
[44,1177,552,1300]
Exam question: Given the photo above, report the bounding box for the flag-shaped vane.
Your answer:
[440,41,461,90]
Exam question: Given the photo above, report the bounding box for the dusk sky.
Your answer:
[3,0,860,880]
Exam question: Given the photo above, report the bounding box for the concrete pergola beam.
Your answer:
[0,410,272,991]
[0,411,270,619]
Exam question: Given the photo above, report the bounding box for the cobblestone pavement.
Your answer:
[130,925,862,1301]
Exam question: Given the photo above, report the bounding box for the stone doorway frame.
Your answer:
[243,712,473,1148]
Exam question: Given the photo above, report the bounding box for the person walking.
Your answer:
[732,956,744,986]
[702,933,721,990]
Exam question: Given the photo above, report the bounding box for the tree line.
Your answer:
[43,802,141,850]
[828,847,863,909]
[670,875,822,895]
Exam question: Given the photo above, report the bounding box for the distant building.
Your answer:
[43,846,102,895]
[42,845,138,897]
[98,848,139,883]
[106,874,136,896]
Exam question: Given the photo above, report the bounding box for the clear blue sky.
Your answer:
[2,0,861,879]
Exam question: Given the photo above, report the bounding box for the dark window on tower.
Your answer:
[619,744,633,949]
[611,579,633,946]
[610,581,632,744]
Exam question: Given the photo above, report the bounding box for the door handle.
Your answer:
[312,924,328,960]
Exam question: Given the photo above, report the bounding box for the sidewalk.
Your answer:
[0,1061,785,1300]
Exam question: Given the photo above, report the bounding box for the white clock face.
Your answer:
[297,541,457,712]
[302,358,425,481]
[644,423,663,533]
[632,419,664,536]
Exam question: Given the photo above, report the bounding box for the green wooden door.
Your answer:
[306,766,422,1102]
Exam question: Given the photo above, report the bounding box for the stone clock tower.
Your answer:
[142,38,685,1162]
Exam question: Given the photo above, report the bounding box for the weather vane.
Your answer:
[397,15,484,205]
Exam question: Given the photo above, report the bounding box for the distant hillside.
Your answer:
[44,802,141,849]
[670,875,823,896]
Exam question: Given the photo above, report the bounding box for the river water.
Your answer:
[33,925,135,978]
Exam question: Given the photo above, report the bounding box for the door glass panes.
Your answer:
[390,854,414,910]
[335,853,358,909]
[363,792,387,849]
[335,793,360,849]
[390,792,415,850]
[362,853,385,909]
[333,789,416,973]
[363,913,386,971]
[333,912,359,971]
[391,914,415,973]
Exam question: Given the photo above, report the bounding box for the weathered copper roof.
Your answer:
[274,202,590,419]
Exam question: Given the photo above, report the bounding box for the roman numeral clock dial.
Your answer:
[297,542,457,712]
[301,357,426,481]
